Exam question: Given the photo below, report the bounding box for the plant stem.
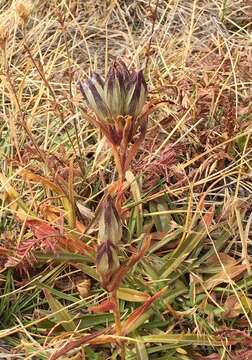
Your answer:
[111,145,124,181]
[111,289,125,359]
[111,290,121,334]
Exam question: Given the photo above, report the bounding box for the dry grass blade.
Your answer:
[0,0,251,359]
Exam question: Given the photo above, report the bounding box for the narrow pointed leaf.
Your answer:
[44,290,75,332]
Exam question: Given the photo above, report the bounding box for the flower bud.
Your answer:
[105,59,131,117]
[96,241,120,286]
[98,196,122,245]
[79,59,147,122]
[79,72,110,121]
[126,70,147,117]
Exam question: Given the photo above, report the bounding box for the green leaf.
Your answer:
[117,287,150,302]
[141,333,223,346]
[150,199,171,232]
[78,313,114,328]
[136,341,149,360]
[126,170,143,236]
[44,290,76,332]
[159,207,214,279]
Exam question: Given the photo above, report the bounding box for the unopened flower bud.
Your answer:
[79,72,110,121]
[96,241,120,286]
[98,196,122,245]
[80,59,147,121]
[126,70,147,117]
[105,59,130,117]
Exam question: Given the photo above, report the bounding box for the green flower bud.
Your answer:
[126,70,147,117]
[96,241,120,285]
[105,59,131,117]
[79,72,110,120]
[98,196,122,245]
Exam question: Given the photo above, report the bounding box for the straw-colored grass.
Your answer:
[0,0,252,359]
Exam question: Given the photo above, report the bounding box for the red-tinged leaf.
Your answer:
[105,234,151,292]
[75,219,86,234]
[200,205,215,226]
[26,219,94,257]
[122,288,165,335]
[223,295,242,319]
[216,329,252,346]
[231,349,252,360]
[206,253,236,267]
[5,237,40,269]
[27,220,60,243]
[204,264,247,290]
[49,332,117,360]
[88,299,115,313]
[20,169,65,194]
[20,170,79,228]
[196,354,220,360]
[0,246,13,256]
[222,294,252,319]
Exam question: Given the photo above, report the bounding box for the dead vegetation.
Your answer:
[0,0,252,359]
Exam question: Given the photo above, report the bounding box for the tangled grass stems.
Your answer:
[0,0,252,359]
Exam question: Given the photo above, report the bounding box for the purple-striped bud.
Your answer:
[80,59,147,121]
[126,70,147,117]
[98,196,122,245]
[79,72,110,121]
[105,59,131,117]
[96,241,120,286]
